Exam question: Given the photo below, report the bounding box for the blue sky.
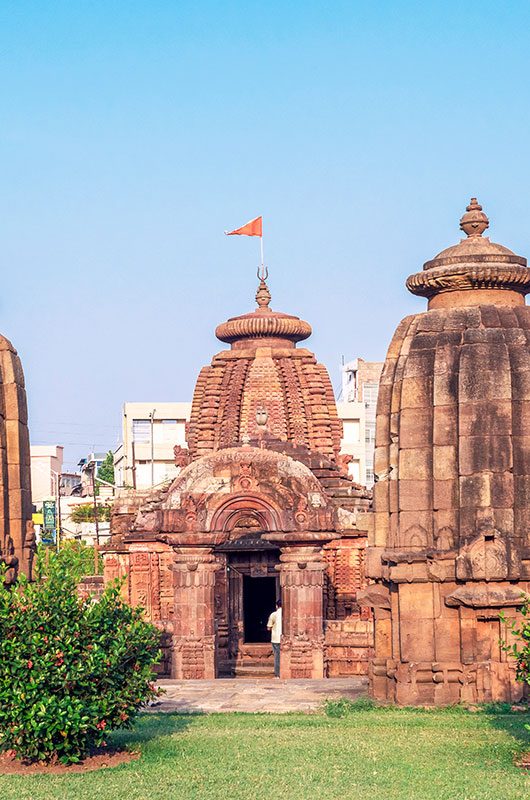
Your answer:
[2,1,530,469]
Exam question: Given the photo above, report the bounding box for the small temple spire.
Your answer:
[255,266,271,310]
[459,197,489,238]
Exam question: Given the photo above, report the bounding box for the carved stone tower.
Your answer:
[106,276,371,680]
[0,335,34,582]
[187,277,342,461]
[367,199,530,704]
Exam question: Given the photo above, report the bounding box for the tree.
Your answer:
[502,597,530,691]
[44,541,102,577]
[97,450,115,488]
[70,503,111,523]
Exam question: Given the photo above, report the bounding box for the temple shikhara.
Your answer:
[94,198,530,702]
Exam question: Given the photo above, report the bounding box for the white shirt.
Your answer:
[267,608,282,644]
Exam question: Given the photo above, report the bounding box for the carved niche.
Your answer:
[456,529,521,582]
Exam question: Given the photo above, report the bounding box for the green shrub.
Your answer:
[40,541,102,577]
[325,696,379,717]
[70,503,111,523]
[501,596,530,688]
[0,549,161,764]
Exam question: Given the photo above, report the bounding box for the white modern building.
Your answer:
[114,402,192,489]
[339,358,384,487]
[30,445,64,506]
[336,401,365,485]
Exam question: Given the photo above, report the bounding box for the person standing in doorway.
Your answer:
[267,599,282,678]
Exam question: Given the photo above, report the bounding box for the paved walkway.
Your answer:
[152,677,368,713]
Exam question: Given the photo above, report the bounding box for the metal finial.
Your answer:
[459,197,489,237]
[255,267,271,309]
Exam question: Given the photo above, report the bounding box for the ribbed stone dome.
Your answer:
[188,278,341,462]
[407,198,530,301]
[215,278,312,346]
[215,307,312,346]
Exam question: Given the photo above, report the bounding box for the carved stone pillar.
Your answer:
[278,545,326,679]
[171,547,219,679]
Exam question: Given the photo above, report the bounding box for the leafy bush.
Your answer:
[40,541,102,577]
[501,596,530,688]
[0,549,161,764]
[70,503,111,523]
[96,450,115,490]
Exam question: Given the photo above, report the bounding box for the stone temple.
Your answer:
[104,199,530,702]
[366,199,530,704]
[0,334,34,583]
[105,276,373,679]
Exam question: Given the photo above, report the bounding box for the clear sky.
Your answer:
[2,1,530,470]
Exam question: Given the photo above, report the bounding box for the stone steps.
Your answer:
[234,665,275,678]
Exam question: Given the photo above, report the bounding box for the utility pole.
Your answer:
[56,472,62,552]
[53,471,61,552]
[150,408,156,487]
[91,463,100,574]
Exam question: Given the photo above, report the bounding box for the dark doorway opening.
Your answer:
[243,575,276,643]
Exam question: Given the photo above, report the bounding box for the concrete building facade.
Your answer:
[114,402,191,490]
[341,358,384,487]
[30,445,64,506]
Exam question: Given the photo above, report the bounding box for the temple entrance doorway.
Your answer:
[215,544,279,678]
[243,575,276,643]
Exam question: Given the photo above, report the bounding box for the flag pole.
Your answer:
[260,234,264,278]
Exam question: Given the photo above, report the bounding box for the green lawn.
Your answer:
[0,708,528,800]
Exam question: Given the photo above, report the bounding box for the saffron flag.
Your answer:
[225,216,262,237]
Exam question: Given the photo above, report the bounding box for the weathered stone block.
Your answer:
[459,345,511,401]
[511,401,530,436]
[460,474,491,508]
[433,479,459,510]
[491,472,514,508]
[400,376,433,409]
[399,408,433,449]
[459,435,512,475]
[398,510,433,536]
[512,436,530,473]
[433,445,457,479]
[433,371,459,405]
[398,479,432,511]
[459,400,513,437]
[375,413,390,446]
[399,448,432,480]
[373,480,389,511]
[433,404,458,446]
[434,616,462,662]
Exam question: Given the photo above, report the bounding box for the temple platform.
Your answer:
[152,677,368,713]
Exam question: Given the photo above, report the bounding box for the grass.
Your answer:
[0,706,528,800]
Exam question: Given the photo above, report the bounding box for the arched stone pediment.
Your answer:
[125,447,334,536]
